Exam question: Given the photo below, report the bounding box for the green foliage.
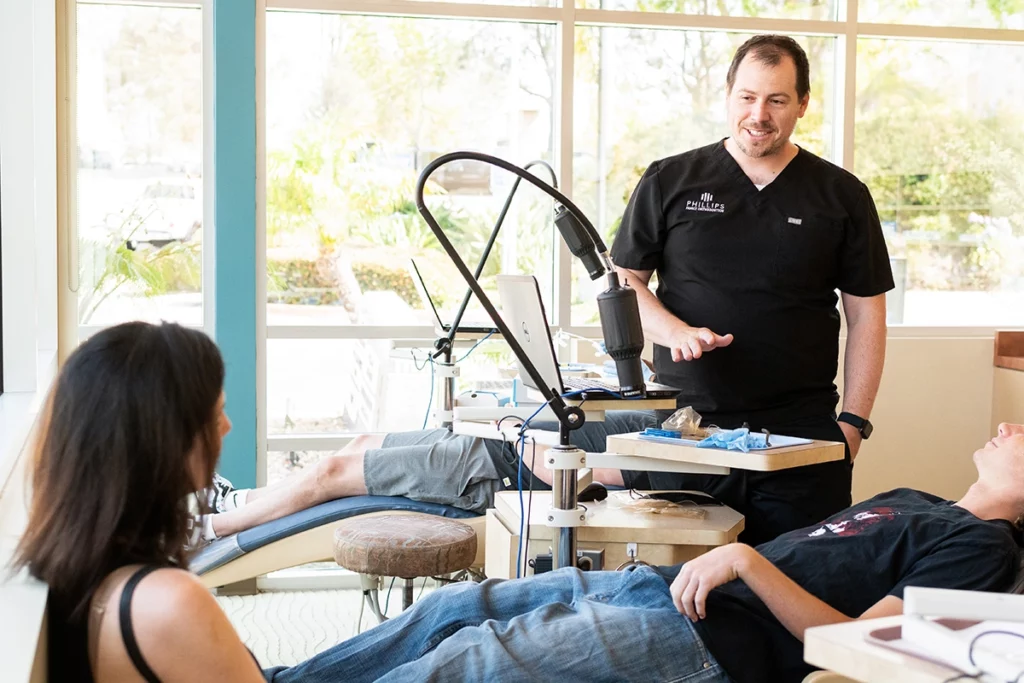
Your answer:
[855,37,1024,290]
[79,209,201,323]
[265,257,423,307]
[351,263,420,308]
[267,257,336,293]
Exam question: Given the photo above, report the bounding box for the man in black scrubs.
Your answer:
[608,34,894,546]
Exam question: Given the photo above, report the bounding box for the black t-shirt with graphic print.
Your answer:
[610,141,895,423]
[677,488,1020,683]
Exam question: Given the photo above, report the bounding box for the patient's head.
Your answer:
[998,423,1024,438]
[14,321,225,618]
[974,429,1024,505]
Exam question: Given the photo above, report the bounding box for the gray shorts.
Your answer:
[361,411,658,514]
[363,429,503,514]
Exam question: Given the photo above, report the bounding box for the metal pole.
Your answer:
[551,422,579,570]
[437,345,456,429]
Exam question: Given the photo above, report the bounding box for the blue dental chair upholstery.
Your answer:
[192,495,482,588]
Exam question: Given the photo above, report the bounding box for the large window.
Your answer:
[575,0,837,18]
[856,40,1024,325]
[75,2,203,329]
[571,28,834,323]
[859,0,1024,29]
[261,0,1024,461]
[265,12,558,329]
[265,11,558,435]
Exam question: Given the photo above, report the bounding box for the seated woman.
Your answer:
[14,321,1024,682]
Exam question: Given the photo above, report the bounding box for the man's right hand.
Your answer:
[670,326,734,362]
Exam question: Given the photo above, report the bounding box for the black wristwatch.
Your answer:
[837,412,873,439]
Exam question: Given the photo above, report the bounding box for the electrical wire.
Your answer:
[523,437,537,573]
[966,629,1024,681]
[355,591,366,635]
[515,402,549,578]
[411,349,432,372]
[423,358,435,429]
[512,390,598,578]
[456,331,494,362]
[416,331,494,430]
[383,576,397,616]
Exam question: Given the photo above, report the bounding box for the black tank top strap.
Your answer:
[119,565,164,683]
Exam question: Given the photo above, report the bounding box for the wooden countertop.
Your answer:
[606,432,845,472]
[994,331,1024,371]
[494,490,745,546]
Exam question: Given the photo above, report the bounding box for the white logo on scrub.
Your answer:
[686,192,725,213]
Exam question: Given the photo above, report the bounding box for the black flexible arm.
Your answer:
[416,151,595,432]
[439,160,558,358]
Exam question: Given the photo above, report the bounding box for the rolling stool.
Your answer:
[333,514,477,623]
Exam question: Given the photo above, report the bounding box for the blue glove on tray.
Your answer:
[697,427,769,453]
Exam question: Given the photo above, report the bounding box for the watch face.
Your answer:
[861,421,873,439]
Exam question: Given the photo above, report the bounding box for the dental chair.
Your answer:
[191,495,484,590]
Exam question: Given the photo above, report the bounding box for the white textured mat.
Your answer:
[217,584,434,668]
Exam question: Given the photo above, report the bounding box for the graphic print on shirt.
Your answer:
[807,507,900,537]
[685,192,726,213]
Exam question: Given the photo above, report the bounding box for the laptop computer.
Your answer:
[409,258,498,335]
[496,274,679,400]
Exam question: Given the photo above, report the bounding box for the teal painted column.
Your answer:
[213,0,258,488]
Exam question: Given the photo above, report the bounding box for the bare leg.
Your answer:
[242,434,386,505]
[210,434,386,537]
[523,446,625,488]
[592,468,625,486]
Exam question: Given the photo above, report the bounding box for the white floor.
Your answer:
[217,582,436,669]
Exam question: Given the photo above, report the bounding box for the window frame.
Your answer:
[65,0,1024,457]
[258,1,1024,454]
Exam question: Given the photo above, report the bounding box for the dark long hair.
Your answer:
[13,321,225,619]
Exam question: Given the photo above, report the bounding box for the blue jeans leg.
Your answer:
[267,566,728,683]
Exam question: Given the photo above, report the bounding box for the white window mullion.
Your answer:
[857,21,1024,42]
[267,0,560,22]
[267,434,355,452]
[554,2,575,330]
[203,0,216,337]
[835,0,858,172]
[267,325,438,340]
[573,9,841,35]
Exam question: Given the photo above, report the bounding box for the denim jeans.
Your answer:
[265,565,730,683]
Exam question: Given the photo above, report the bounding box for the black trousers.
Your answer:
[623,412,853,547]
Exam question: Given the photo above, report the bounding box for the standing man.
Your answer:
[197,35,891,549]
[609,34,894,545]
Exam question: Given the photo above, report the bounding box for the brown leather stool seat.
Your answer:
[334,514,478,614]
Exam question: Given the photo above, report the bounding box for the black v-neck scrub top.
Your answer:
[610,140,894,424]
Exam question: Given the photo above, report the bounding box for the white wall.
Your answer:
[1,0,57,390]
[844,336,1000,503]
[0,3,58,676]
[581,333,1012,502]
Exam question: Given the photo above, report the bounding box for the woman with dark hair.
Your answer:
[13,321,265,682]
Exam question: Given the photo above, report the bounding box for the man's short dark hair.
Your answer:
[726,34,810,101]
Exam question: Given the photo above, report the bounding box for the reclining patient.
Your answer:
[202,412,656,541]
[14,321,1024,683]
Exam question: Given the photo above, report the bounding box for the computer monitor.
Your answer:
[496,274,563,395]
[497,274,679,400]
